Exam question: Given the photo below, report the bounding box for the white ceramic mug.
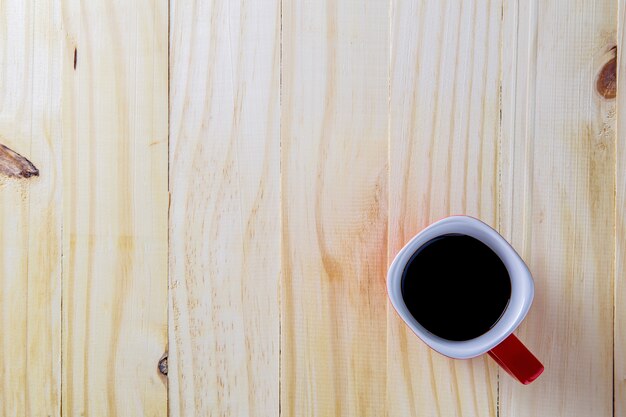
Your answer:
[387,215,544,384]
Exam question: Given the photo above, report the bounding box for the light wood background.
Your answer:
[0,0,622,416]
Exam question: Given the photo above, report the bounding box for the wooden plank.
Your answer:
[387,1,502,416]
[61,0,169,415]
[616,0,625,415]
[280,1,388,416]
[0,0,62,415]
[168,0,280,415]
[499,0,616,415]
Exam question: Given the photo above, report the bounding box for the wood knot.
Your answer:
[596,48,616,99]
[0,143,39,178]
[158,354,168,376]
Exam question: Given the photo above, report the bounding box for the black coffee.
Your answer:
[401,234,511,341]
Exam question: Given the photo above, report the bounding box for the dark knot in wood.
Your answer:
[158,355,168,376]
[597,52,616,100]
[0,143,39,178]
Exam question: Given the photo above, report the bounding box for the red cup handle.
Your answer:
[488,333,544,384]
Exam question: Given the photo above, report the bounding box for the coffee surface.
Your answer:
[401,234,511,341]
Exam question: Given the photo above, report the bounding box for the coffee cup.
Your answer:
[387,215,544,384]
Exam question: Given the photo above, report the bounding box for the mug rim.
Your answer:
[387,215,534,359]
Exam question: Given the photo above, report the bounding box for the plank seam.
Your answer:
[25,0,36,412]
[167,0,171,415]
[278,0,283,415]
[613,48,616,417]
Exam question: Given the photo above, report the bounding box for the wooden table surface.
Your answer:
[0,0,623,416]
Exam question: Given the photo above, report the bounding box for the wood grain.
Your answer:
[280,0,389,416]
[0,0,62,415]
[0,1,621,416]
[499,0,616,416]
[61,0,168,415]
[168,0,280,415]
[616,0,626,414]
[388,1,502,415]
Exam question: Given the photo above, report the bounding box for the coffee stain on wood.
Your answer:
[0,143,39,178]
